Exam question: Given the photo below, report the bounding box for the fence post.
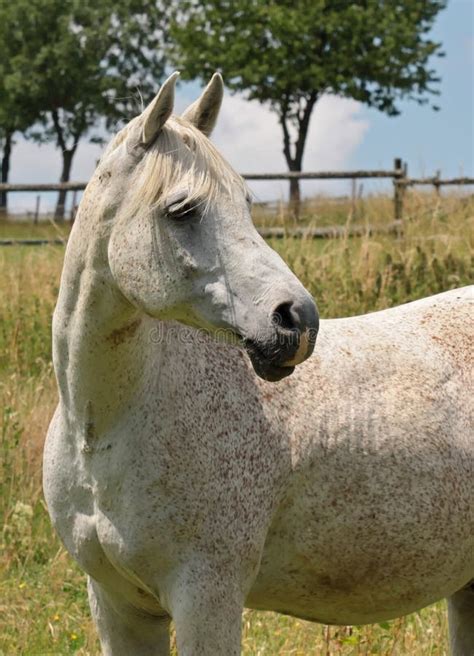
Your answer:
[350,177,356,220]
[402,160,408,222]
[434,169,441,197]
[34,195,41,224]
[70,190,78,222]
[393,157,405,222]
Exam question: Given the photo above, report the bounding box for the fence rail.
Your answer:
[0,238,66,246]
[241,170,402,180]
[0,170,403,193]
[0,222,404,247]
[399,176,474,186]
[1,158,473,224]
[0,182,87,192]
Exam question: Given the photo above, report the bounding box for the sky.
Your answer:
[7,0,474,211]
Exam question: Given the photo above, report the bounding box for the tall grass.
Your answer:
[1,193,472,655]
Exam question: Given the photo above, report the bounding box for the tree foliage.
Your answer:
[0,0,169,217]
[0,4,43,210]
[171,0,446,209]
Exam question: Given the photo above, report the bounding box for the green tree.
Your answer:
[0,7,41,214]
[171,0,446,214]
[1,0,168,219]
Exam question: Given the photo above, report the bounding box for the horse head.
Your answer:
[97,72,318,381]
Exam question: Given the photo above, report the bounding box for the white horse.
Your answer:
[44,72,473,655]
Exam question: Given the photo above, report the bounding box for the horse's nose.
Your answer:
[272,298,319,366]
[272,301,303,332]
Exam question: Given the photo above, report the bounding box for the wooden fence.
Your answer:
[1,157,473,228]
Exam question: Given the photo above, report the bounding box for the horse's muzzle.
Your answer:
[244,298,319,382]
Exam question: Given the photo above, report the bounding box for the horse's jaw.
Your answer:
[244,342,296,382]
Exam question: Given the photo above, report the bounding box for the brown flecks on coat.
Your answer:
[107,319,141,346]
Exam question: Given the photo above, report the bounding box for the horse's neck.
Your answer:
[53,223,152,438]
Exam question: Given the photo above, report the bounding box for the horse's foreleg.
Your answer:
[448,581,474,656]
[87,577,171,656]
[166,565,244,656]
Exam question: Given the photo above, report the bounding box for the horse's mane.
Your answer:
[126,116,249,218]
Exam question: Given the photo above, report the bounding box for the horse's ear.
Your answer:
[182,72,224,137]
[142,71,180,146]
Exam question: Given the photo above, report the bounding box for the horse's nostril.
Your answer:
[272,302,299,332]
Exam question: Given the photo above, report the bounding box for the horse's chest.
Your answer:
[62,413,283,583]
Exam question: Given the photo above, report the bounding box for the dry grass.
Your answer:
[251,188,474,229]
[1,192,473,654]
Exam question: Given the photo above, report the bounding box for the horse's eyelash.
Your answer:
[165,203,201,220]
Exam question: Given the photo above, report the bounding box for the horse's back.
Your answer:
[313,285,473,413]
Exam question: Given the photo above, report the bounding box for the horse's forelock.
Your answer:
[126,116,248,218]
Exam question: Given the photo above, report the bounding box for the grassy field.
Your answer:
[1,192,473,655]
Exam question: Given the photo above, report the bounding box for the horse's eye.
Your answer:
[166,203,198,221]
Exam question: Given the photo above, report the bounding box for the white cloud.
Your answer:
[212,92,370,200]
[7,89,369,211]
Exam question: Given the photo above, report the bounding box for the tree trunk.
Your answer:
[55,149,74,221]
[51,109,81,221]
[288,160,303,218]
[0,131,13,215]
[279,93,318,221]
